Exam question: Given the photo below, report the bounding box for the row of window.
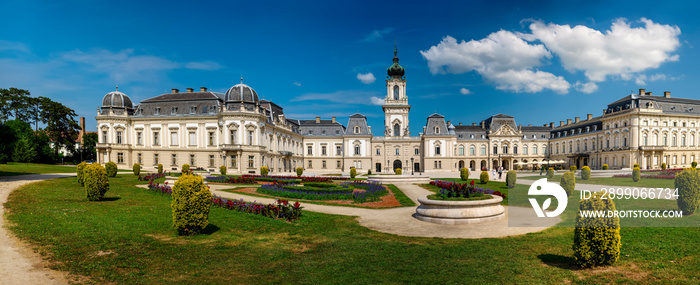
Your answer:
[375,148,421,156]
[143,105,218,116]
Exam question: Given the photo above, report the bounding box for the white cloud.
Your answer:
[574,81,599,93]
[526,18,681,82]
[291,90,382,106]
[0,40,30,54]
[459,88,471,95]
[650,73,667,81]
[357,72,376,84]
[293,82,302,86]
[370,96,385,105]
[361,27,395,42]
[421,33,568,93]
[184,61,224,70]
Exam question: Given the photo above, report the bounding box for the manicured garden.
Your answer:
[5,175,700,283]
[0,162,76,176]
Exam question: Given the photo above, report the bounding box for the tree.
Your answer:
[0,88,33,122]
[82,133,98,161]
[40,99,80,157]
[12,133,37,162]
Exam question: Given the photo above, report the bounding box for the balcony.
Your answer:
[279,151,293,156]
[220,144,265,152]
[95,143,130,150]
[638,146,667,151]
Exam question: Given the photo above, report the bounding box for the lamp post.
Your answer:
[411,157,414,175]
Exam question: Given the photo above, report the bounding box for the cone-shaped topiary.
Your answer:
[560,171,575,196]
[182,164,190,174]
[84,163,109,201]
[570,165,577,171]
[105,161,117,177]
[296,167,303,177]
[581,166,591,180]
[220,165,227,175]
[602,164,609,170]
[171,174,212,235]
[460,167,469,181]
[573,192,621,268]
[133,163,140,176]
[77,162,87,186]
[260,166,269,176]
[506,170,517,189]
[350,167,357,178]
[674,168,700,215]
[480,171,489,184]
[661,163,667,170]
[547,167,555,179]
[158,164,163,174]
[395,168,402,175]
[632,166,641,182]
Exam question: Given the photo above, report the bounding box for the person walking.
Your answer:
[492,168,496,179]
[498,168,503,180]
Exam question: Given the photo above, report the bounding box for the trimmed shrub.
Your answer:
[158,164,163,174]
[296,167,303,177]
[395,168,402,175]
[547,167,555,179]
[182,164,190,174]
[560,171,575,196]
[674,168,700,215]
[581,166,591,180]
[506,170,517,189]
[661,163,667,170]
[220,165,227,175]
[76,162,87,186]
[479,171,489,184]
[602,164,609,170]
[368,169,372,175]
[633,163,639,168]
[84,163,109,201]
[573,192,621,268]
[632,166,641,182]
[350,167,357,178]
[570,165,577,171]
[105,161,117,177]
[460,167,469,181]
[693,161,698,168]
[171,174,212,235]
[133,163,140,176]
[260,166,269,176]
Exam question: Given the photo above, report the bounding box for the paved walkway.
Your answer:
[1,173,74,285]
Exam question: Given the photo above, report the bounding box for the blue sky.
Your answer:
[1,0,698,134]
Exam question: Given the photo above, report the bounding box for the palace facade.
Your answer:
[96,48,700,174]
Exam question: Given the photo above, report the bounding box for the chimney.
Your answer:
[315,116,320,123]
[528,124,532,126]
[646,91,652,96]
[186,88,194,93]
[664,91,671,98]
[459,122,462,126]
[79,117,86,144]
[639,89,645,95]
[574,117,580,123]
[480,121,485,128]
[566,119,572,125]
[549,122,554,128]
[368,126,371,132]
[472,123,476,126]
[423,126,427,133]
[200,87,208,92]
[171,88,179,93]
[446,121,451,126]
[560,121,565,127]
[587,114,593,120]
[332,117,336,123]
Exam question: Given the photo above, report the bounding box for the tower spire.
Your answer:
[394,37,397,57]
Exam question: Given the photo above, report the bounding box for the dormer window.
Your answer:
[190,106,197,114]
[434,126,440,134]
[308,130,313,134]
[171,107,178,114]
[322,130,326,135]
[354,126,360,134]
[336,130,340,134]
[154,107,160,115]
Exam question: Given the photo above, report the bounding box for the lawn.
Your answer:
[521,174,676,188]
[4,175,699,284]
[0,162,76,176]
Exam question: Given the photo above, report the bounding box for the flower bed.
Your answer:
[211,196,302,221]
[613,168,683,179]
[257,181,387,203]
[147,181,172,194]
[429,180,506,199]
[205,176,256,184]
[138,172,168,181]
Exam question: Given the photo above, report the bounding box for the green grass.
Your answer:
[386,184,416,207]
[5,176,700,284]
[521,175,676,188]
[0,162,76,176]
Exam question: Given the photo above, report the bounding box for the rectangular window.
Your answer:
[502,146,508,154]
[480,146,486,155]
[248,156,254,168]
[209,132,215,146]
[435,146,441,155]
[190,106,196,114]
[356,146,361,155]
[493,146,498,155]
[395,148,399,155]
[336,146,342,155]
[523,146,528,155]
[117,152,124,163]
[307,145,313,155]
[170,131,178,146]
[209,155,215,167]
[154,107,160,115]
[189,132,196,146]
[116,131,122,144]
[434,161,438,168]
[230,155,236,168]
[337,160,341,168]
[190,154,195,166]
[322,160,326,169]
[415,148,419,155]
[458,147,464,155]
[137,132,142,145]
[171,154,177,166]
[102,131,107,143]
[248,131,254,145]
[154,154,159,165]
[137,153,142,164]
[153,132,160,145]
[514,146,518,155]
[308,160,312,168]
[230,130,236,144]
[376,148,381,155]
[321,146,327,155]
[171,107,178,114]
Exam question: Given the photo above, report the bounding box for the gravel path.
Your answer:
[0,173,75,285]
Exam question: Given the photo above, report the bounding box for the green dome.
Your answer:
[387,47,405,78]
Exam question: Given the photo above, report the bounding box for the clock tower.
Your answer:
[383,45,410,137]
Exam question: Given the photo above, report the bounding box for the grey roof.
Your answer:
[424,113,449,135]
[454,125,487,140]
[484,113,517,131]
[102,90,134,109]
[225,83,259,103]
[135,92,222,117]
[141,92,224,103]
[300,119,346,137]
[345,114,371,135]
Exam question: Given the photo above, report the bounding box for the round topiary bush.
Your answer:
[570,165,577,171]
[674,168,700,215]
[133,163,141,176]
[547,167,555,179]
[480,171,489,184]
[105,161,117,177]
[661,163,667,170]
[633,163,639,168]
[182,164,190,174]
[581,166,591,180]
[158,164,163,174]
[602,164,609,170]
[395,168,402,175]
[573,192,621,268]
[296,167,303,177]
[84,163,109,201]
[460,167,469,181]
[560,171,575,196]
[171,174,212,235]
[76,162,87,186]
[506,170,517,189]
[693,161,698,168]
[632,166,641,182]
[350,167,357,178]
[260,166,269,176]
[220,165,227,175]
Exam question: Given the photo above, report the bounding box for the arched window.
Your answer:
[458,145,464,155]
[470,145,476,155]
[643,134,648,146]
[523,145,528,155]
[393,85,399,100]
[480,145,486,155]
[434,126,440,134]
[653,133,658,146]
[354,126,360,134]
[393,124,400,136]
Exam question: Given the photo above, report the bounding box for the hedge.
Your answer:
[158,164,163,174]
[84,163,109,201]
[133,163,141,176]
[480,171,489,184]
[171,174,212,235]
[460,167,469,181]
[260,166,269,176]
[675,168,700,215]
[182,164,190,173]
[547,167,555,179]
[632,167,641,182]
[350,167,357,178]
[602,164,609,170]
[296,167,303,177]
[581,166,591,180]
[506,170,517,189]
[560,171,575,196]
[220,165,227,175]
[105,161,117,177]
[76,162,87,186]
[395,168,402,175]
[573,192,621,268]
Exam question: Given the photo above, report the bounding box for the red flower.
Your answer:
[294,202,300,208]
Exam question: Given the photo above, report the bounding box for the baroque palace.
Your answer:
[96,48,700,174]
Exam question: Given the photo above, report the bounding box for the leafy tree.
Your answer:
[40,99,80,157]
[0,123,14,163]
[82,132,98,161]
[0,88,33,122]
[12,133,37,162]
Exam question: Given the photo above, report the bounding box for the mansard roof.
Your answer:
[141,91,224,103]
